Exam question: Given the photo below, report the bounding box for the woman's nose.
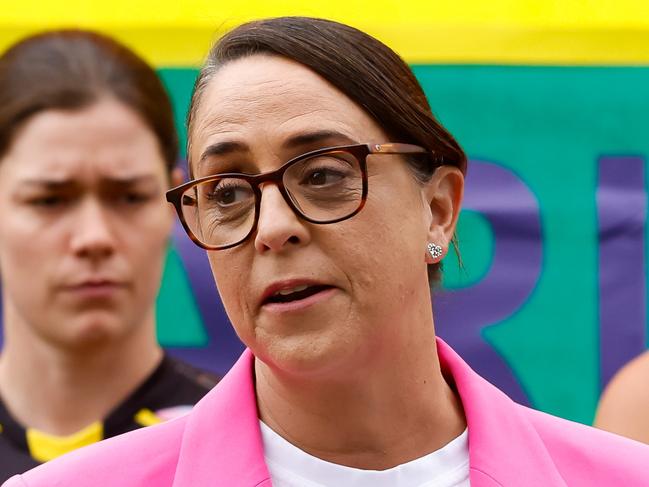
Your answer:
[69,199,116,261]
[254,184,310,253]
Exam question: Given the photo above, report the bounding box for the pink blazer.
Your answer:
[5,339,649,486]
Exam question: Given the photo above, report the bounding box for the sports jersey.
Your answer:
[0,354,218,482]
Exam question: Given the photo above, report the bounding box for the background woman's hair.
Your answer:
[187,16,467,284]
[0,29,178,174]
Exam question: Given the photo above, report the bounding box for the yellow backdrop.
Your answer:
[1,0,649,65]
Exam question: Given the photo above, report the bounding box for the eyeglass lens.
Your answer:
[180,150,364,248]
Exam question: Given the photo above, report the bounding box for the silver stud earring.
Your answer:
[427,242,443,261]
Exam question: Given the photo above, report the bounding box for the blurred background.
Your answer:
[2,0,649,426]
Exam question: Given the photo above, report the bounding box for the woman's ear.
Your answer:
[423,166,464,258]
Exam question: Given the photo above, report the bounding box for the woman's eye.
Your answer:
[215,188,236,204]
[29,195,66,207]
[119,192,150,204]
[209,185,252,206]
[303,168,345,187]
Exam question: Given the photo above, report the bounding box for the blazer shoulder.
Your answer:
[5,415,187,487]
[523,405,649,485]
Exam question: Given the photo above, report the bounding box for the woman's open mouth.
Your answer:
[261,282,337,312]
[266,284,331,303]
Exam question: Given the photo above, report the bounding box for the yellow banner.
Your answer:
[2,0,649,65]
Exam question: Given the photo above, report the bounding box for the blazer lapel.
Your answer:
[436,339,567,486]
[173,349,270,487]
[175,340,567,486]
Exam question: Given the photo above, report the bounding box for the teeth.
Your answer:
[276,285,308,296]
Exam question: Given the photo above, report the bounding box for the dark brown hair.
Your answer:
[187,16,467,283]
[0,29,178,173]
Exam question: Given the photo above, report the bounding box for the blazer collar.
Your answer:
[173,349,270,487]
[174,340,565,486]
[436,339,566,486]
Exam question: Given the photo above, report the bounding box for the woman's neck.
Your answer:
[255,322,466,471]
[0,309,163,436]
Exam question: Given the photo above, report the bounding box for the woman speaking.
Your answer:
[5,17,649,487]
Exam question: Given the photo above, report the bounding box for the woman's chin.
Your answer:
[48,312,131,351]
[254,330,365,380]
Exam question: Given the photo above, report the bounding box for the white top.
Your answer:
[260,421,470,487]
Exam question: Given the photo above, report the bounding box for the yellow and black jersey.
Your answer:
[0,355,219,481]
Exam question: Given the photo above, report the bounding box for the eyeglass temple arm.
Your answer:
[370,143,428,154]
[370,143,450,167]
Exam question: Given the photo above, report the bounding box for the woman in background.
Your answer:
[0,30,217,480]
[5,17,649,487]
[596,351,649,443]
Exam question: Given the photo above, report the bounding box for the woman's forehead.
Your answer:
[191,55,382,155]
[1,103,166,183]
[203,55,335,103]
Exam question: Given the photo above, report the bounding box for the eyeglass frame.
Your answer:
[166,142,441,250]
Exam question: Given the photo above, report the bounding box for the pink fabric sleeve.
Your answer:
[2,476,28,487]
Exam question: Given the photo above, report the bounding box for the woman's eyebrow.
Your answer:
[199,131,356,165]
[18,178,74,189]
[19,175,158,189]
[282,130,357,149]
[195,132,357,175]
[102,175,159,189]
[103,175,158,184]
[199,141,248,163]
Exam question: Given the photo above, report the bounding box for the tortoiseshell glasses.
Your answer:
[166,143,438,250]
